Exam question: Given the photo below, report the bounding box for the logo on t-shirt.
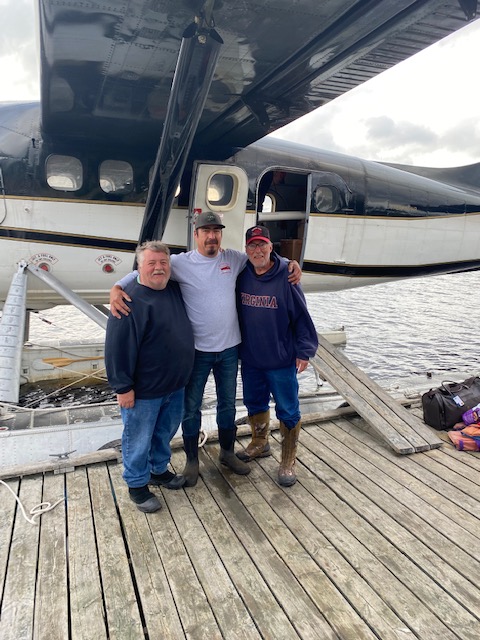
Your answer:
[219,262,231,273]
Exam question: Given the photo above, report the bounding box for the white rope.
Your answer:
[198,430,208,448]
[0,479,64,525]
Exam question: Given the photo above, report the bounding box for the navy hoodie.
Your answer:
[237,253,318,370]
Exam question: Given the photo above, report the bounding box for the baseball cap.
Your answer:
[245,225,271,244]
[194,211,225,230]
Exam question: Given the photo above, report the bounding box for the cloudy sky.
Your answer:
[2,0,480,168]
[272,17,480,168]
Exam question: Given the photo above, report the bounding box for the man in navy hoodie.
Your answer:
[236,226,318,486]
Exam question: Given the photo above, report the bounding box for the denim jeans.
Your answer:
[120,388,185,487]
[182,346,239,437]
[241,362,300,429]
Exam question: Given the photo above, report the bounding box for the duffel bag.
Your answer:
[422,376,480,430]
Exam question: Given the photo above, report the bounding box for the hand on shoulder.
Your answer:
[110,285,132,318]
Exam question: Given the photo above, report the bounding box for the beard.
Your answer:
[205,242,218,255]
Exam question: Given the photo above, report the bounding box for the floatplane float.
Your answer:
[1,0,479,469]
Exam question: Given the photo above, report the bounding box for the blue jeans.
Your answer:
[182,346,239,437]
[120,388,184,487]
[241,362,300,429]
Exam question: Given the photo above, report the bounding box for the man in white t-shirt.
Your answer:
[110,211,300,486]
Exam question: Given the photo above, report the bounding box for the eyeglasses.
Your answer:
[246,242,269,251]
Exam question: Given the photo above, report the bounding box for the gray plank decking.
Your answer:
[1,417,480,640]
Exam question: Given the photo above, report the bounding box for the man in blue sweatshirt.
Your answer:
[105,241,194,513]
[236,226,318,486]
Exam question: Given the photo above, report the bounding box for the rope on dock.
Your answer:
[0,479,64,525]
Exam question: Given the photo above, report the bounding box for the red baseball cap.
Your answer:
[245,225,271,244]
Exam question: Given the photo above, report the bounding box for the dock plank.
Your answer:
[33,472,68,640]
[312,335,442,453]
[198,444,341,639]
[311,421,480,590]
[313,353,429,451]
[108,464,187,640]
[266,432,475,640]
[205,443,399,640]
[0,476,43,640]
[170,449,299,640]
[161,471,261,640]
[311,356,416,453]
[407,448,480,506]
[316,334,442,448]
[87,463,145,640]
[298,425,480,624]
[326,418,480,540]
[67,466,108,640]
[0,478,18,602]
[136,464,224,639]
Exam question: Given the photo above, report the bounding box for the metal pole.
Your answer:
[26,264,108,330]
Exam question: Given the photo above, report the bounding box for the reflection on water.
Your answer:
[26,271,480,401]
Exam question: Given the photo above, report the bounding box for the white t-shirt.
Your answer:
[117,249,248,352]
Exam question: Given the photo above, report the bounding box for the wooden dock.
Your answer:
[1,414,480,640]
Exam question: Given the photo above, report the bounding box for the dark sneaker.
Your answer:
[128,485,162,513]
[150,470,186,490]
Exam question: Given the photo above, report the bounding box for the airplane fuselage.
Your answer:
[1,102,480,310]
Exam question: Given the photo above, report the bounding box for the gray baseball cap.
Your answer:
[194,211,225,229]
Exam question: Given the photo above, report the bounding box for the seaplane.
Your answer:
[0,0,479,415]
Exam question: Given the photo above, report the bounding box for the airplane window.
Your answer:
[100,160,133,194]
[207,173,236,209]
[313,186,339,213]
[46,155,83,191]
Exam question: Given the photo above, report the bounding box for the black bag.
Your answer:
[422,377,480,430]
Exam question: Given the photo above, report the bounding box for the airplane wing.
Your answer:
[38,0,476,157]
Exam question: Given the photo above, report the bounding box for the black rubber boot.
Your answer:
[182,434,200,487]
[218,428,251,475]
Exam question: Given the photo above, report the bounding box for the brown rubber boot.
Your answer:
[236,410,271,462]
[278,420,301,487]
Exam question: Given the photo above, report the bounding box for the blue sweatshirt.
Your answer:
[105,279,194,398]
[237,253,318,370]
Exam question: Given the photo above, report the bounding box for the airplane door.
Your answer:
[256,170,309,263]
[190,164,249,252]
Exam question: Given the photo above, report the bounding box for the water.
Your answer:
[307,271,480,390]
[26,271,480,401]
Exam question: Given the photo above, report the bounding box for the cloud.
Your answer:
[0,0,35,56]
[271,110,346,153]
[442,117,480,154]
[364,116,436,147]
[0,0,39,101]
